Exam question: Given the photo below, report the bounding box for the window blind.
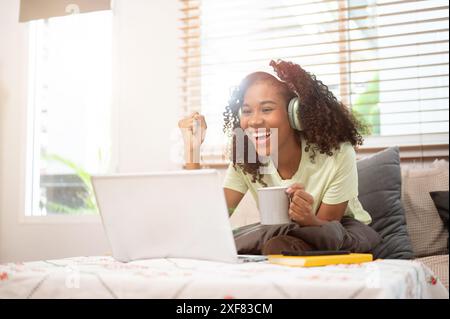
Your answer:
[179,0,449,162]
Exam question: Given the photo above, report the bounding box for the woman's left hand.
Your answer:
[286,183,319,227]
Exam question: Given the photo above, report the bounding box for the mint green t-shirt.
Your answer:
[222,137,372,225]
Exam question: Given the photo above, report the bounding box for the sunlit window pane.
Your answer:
[27,11,112,216]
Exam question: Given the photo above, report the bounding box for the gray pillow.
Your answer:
[357,146,414,259]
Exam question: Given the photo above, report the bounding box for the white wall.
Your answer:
[0,0,181,263]
[113,0,180,173]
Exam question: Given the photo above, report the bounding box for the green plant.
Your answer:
[352,73,380,136]
[41,153,98,214]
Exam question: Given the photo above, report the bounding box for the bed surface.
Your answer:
[0,256,448,299]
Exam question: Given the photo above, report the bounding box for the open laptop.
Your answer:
[92,169,254,263]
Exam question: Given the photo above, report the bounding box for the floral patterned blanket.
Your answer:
[0,256,448,299]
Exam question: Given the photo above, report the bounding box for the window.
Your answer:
[26,11,112,216]
[179,0,449,162]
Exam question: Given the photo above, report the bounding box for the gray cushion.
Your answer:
[357,146,414,259]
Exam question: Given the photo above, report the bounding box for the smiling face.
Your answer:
[239,80,297,156]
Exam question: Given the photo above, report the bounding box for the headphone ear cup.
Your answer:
[288,97,303,131]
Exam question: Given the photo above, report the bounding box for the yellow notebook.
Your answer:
[268,253,373,267]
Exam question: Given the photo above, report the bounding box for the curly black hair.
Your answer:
[223,59,366,186]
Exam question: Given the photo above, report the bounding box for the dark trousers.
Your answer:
[233,216,382,256]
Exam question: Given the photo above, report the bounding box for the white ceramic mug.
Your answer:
[257,186,291,225]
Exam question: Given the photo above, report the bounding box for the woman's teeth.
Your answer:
[254,132,271,143]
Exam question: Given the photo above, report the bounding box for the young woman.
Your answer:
[179,60,381,255]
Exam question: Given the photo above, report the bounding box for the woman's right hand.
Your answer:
[178,112,207,145]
